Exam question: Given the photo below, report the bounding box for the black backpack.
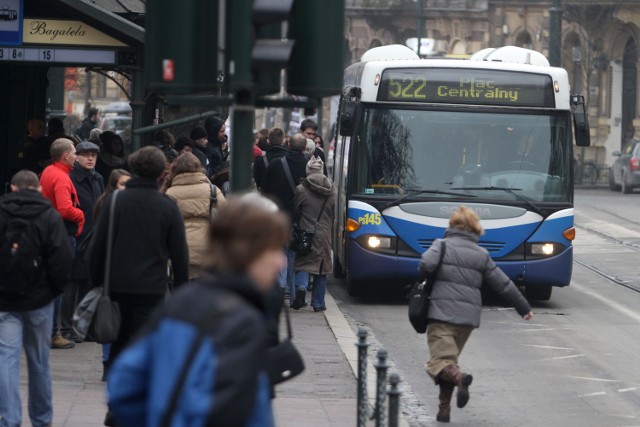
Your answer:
[0,214,43,297]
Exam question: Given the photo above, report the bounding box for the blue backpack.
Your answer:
[107,283,274,427]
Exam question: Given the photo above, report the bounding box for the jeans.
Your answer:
[0,301,54,427]
[53,236,76,335]
[277,248,296,299]
[294,272,327,309]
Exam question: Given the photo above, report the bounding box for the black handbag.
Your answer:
[73,190,121,344]
[408,240,446,334]
[266,305,305,385]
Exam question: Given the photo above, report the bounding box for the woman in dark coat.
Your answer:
[418,205,533,423]
[290,156,335,311]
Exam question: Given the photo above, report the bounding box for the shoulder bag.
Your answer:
[73,190,122,344]
[266,305,305,385]
[408,240,447,334]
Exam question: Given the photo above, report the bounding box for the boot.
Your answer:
[440,364,473,408]
[436,381,455,422]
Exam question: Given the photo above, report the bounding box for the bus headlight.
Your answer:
[367,236,391,249]
[530,243,555,256]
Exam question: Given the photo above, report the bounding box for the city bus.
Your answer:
[332,45,590,300]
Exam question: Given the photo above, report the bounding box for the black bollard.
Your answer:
[356,327,370,427]
[373,348,389,427]
[387,372,401,427]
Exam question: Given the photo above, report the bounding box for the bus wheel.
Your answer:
[525,285,552,301]
[333,255,345,278]
[346,271,364,297]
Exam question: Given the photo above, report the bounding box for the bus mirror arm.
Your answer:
[571,95,591,147]
[339,100,359,137]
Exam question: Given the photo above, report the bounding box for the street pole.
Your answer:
[228,0,255,193]
[549,0,563,67]
[417,0,424,57]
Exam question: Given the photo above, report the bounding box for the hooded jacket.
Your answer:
[293,173,335,274]
[419,228,531,328]
[107,273,274,427]
[164,172,226,279]
[0,189,73,311]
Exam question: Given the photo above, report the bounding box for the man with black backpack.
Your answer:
[0,170,73,427]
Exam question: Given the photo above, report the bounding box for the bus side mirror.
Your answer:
[571,95,590,147]
[339,100,358,137]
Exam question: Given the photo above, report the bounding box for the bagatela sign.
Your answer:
[23,18,125,47]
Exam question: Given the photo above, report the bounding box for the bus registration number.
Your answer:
[358,213,381,225]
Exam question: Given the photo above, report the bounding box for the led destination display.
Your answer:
[377,68,555,108]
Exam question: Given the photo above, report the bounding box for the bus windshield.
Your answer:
[350,107,572,203]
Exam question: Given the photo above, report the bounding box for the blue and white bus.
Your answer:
[332,45,590,300]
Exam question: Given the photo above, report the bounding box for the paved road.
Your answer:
[329,188,640,426]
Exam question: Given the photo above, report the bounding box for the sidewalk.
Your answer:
[18,290,358,427]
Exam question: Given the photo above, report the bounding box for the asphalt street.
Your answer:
[328,188,640,426]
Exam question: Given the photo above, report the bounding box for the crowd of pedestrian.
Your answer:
[1,112,335,426]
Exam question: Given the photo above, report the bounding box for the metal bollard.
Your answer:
[373,348,389,427]
[356,327,370,427]
[387,373,401,427]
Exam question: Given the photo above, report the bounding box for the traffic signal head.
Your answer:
[144,0,219,94]
[287,0,345,98]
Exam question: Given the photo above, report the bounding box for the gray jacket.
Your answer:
[418,228,531,328]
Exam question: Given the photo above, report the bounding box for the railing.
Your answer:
[574,160,609,186]
[356,328,402,427]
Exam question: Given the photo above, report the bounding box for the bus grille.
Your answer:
[417,239,506,253]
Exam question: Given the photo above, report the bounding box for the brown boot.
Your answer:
[436,381,455,422]
[440,364,473,408]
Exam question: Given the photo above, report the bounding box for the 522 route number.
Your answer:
[388,78,428,100]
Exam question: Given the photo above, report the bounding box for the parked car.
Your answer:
[609,138,640,193]
[100,115,131,135]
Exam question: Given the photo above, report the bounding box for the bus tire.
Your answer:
[525,285,552,301]
[346,272,364,297]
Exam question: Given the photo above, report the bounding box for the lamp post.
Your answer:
[549,0,563,67]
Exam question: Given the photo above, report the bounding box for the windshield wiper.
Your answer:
[382,189,477,210]
[450,186,546,217]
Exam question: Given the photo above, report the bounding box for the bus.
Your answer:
[332,45,590,300]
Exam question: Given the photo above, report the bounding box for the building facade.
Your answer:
[345,0,640,166]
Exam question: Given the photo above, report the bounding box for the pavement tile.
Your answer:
[17,291,359,426]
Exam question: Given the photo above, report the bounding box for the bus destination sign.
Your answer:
[377,68,555,108]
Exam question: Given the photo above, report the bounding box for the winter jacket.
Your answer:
[75,117,97,141]
[261,150,307,218]
[164,172,226,279]
[253,145,288,190]
[419,228,531,328]
[95,152,126,184]
[88,177,189,295]
[40,161,85,237]
[107,273,274,427]
[70,163,105,242]
[293,174,335,275]
[0,189,73,311]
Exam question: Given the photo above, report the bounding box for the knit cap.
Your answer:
[306,155,324,175]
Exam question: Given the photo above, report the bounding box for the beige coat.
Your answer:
[293,173,335,275]
[165,172,226,278]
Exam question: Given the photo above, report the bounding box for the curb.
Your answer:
[323,290,410,427]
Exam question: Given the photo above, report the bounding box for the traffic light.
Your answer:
[287,0,345,98]
[144,0,219,94]
[226,0,295,96]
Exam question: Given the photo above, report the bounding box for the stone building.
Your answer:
[345,0,640,166]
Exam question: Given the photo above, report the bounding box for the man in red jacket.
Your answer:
[40,138,85,348]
